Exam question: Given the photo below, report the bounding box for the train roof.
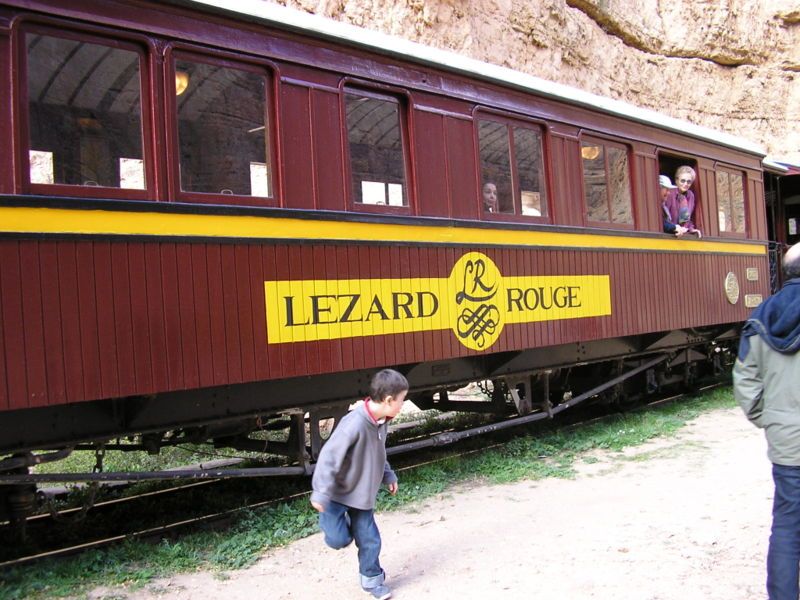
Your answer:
[177,0,766,158]
[763,158,790,174]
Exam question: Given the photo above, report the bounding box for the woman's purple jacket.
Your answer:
[662,188,696,233]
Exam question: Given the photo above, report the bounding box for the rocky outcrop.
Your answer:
[277,0,800,162]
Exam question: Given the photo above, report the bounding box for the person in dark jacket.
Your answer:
[734,243,800,600]
[311,368,408,600]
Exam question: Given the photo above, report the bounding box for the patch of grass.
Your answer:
[0,386,737,600]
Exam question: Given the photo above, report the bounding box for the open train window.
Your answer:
[657,154,701,233]
[477,117,548,219]
[22,27,148,196]
[580,137,633,227]
[170,52,275,204]
[344,88,409,210]
[716,167,747,234]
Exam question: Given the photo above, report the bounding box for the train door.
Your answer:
[764,162,800,291]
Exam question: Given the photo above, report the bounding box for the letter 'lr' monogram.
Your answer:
[455,258,500,349]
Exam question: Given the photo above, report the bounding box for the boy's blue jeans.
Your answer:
[768,463,800,600]
[319,500,384,588]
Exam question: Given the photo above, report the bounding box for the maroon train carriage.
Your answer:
[0,0,772,509]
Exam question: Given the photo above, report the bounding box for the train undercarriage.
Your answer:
[0,325,740,532]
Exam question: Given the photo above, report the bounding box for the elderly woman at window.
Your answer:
[663,166,702,238]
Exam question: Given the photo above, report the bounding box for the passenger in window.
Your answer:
[659,175,678,231]
[662,166,702,238]
[482,182,499,213]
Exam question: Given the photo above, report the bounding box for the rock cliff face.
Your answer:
[275,0,800,163]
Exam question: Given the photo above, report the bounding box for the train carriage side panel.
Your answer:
[129,242,156,393]
[0,242,25,410]
[0,0,774,433]
[444,116,478,220]
[281,82,315,210]
[234,243,258,382]
[0,221,771,412]
[311,88,347,212]
[748,171,767,241]
[634,150,660,233]
[413,108,449,218]
[159,242,186,391]
[549,131,583,227]
[221,243,244,384]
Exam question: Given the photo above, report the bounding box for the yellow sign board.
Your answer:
[265,252,611,351]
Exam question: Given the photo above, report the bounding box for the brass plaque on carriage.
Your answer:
[745,294,763,308]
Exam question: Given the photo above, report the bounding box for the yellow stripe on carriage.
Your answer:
[0,206,766,255]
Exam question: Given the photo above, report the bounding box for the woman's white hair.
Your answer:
[675,165,696,181]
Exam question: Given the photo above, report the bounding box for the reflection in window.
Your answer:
[345,90,407,206]
[176,59,271,197]
[581,140,632,225]
[607,147,632,224]
[478,119,547,216]
[514,127,546,216]
[716,170,745,233]
[26,33,144,189]
[479,121,512,213]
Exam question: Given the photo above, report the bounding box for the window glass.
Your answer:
[514,127,547,217]
[581,144,608,222]
[26,33,144,188]
[345,91,407,206]
[176,59,271,197]
[581,140,633,225]
[478,119,547,217]
[479,120,513,214]
[716,172,731,231]
[730,173,745,233]
[607,146,632,224]
[716,170,746,233]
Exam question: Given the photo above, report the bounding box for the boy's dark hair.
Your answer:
[369,369,409,402]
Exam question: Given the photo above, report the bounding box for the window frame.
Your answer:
[474,110,551,223]
[579,134,635,230]
[165,44,280,207]
[341,81,414,216]
[15,19,156,200]
[714,164,748,238]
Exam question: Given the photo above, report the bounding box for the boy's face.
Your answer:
[385,390,407,418]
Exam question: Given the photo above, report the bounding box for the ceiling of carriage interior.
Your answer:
[26,35,141,116]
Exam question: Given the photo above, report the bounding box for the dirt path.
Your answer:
[96,407,772,600]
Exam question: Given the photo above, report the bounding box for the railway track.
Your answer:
[0,381,725,570]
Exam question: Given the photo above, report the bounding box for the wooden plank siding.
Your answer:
[0,238,769,410]
[0,0,776,422]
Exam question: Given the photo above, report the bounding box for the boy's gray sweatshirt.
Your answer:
[311,402,397,510]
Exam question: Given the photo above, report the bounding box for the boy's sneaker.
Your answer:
[363,583,392,600]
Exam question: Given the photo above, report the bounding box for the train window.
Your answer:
[173,56,272,199]
[478,118,547,217]
[581,138,633,226]
[24,31,145,190]
[345,89,408,207]
[716,169,746,233]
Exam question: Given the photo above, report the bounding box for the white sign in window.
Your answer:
[29,150,54,184]
[119,158,145,189]
[249,162,270,197]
